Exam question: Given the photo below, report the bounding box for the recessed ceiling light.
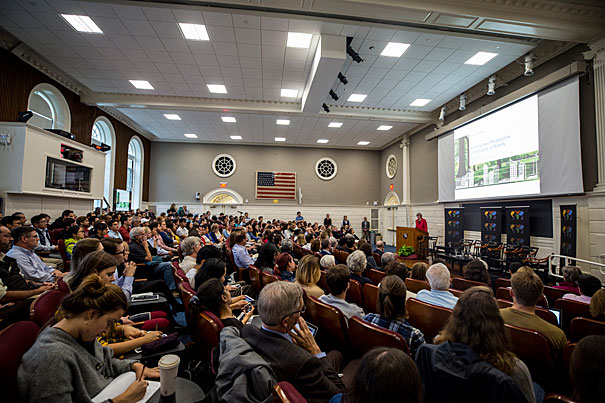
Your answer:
[465,51,498,65]
[281,88,298,98]
[380,42,410,57]
[221,116,236,123]
[287,32,312,48]
[184,133,197,138]
[410,98,431,107]
[357,141,370,145]
[276,119,290,126]
[328,122,343,128]
[230,135,242,140]
[377,125,392,131]
[60,14,103,34]
[129,80,154,90]
[275,137,286,142]
[178,23,209,41]
[317,139,329,144]
[347,94,367,102]
[163,114,181,120]
[207,84,227,94]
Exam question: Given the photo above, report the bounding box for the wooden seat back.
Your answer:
[345,279,363,307]
[366,269,385,285]
[505,323,554,386]
[495,277,511,289]
[404,278,430,294]
[347,316,410,357]
[305,295,348,346]
[569,317,605,342]
[317,270,330,294]
[194,311,224,360]
[555,298,591,333]
[362,283,379,314]
[544,286,578,307]
[261,271,280,286]
[406,298,452,343]
[249,266,263,292]
[452,277,488,291]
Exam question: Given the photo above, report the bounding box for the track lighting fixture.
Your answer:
[338,72,348,85]
[487,75,496,96]
[329,90,339,101]
[322,103,330,113]
[459,94,467,111]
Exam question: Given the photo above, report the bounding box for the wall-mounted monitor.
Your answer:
[45,156,91,192]
[115,189,131,212]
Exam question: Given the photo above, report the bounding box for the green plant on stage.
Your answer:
[398,245,415,257]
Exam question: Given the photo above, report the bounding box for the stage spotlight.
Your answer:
[347,45,365,63]
[459,94,467,111]
[17,111,33,123]
[322,103,330,113]
[329,90,339,101]
[439,106,446,122]
[524,53,535,76]
[487,75,496,96]
[338,72,348,85]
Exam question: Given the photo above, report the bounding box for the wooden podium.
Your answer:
[396,227,428,257]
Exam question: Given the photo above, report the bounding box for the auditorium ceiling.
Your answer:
[0,0,603,149]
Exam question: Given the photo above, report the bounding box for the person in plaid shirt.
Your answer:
[363,275,425,356]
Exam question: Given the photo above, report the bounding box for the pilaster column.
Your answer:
[400,135,411,224]
[584,39,605,192]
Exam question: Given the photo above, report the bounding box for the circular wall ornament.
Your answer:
[386,154,398,179]
[212,154,236,177]
[315,157,337,180]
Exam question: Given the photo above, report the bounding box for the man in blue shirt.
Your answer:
[232,232,255,269]
[6,227,65,283]
[415,263,458,309]
[295,211,304,222]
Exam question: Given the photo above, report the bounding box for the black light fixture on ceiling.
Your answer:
[17,111,33,122]
[346,37,365,63]
[338,72,348,85]
[329,90,339,101]
[322,103,330,113]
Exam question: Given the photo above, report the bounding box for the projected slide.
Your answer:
[454,95,540,199]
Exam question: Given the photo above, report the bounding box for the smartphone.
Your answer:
[295,321,318,337]
[244,295,254,303]
[244,303,253,313]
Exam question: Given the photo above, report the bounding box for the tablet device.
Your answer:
[547,307,562,327]
[244,295,254,303]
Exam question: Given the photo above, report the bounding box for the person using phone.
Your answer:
[190,278,255,330]
[18,275,160,403]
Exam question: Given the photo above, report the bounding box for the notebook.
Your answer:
[92,372,160,403]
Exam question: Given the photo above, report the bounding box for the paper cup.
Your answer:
[158,354,180,396]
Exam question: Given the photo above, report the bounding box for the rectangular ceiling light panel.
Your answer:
[221,116,236,123]
[287,32,313,48]
[164,114,181,120]
[465,51,498,65]
[129,80,154,89]
[347,94,367,102]
[381,42,410,57]
[184,133,198,138]
[178,23,209,41]
[410,98,431,106]
[207,84,227,93]
[61,14,103,33]
[281,89,298,97]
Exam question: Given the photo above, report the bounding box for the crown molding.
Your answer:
[97,106,157,141]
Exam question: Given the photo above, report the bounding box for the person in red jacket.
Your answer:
[118,216,131,243]
[415,212,428,233]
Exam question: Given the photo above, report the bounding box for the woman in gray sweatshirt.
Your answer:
[18,275,159,403]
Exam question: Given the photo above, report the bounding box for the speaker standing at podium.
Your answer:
[415,213,428,233]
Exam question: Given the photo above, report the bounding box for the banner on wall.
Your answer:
[506,206,531,247]
[445,208,464,246]
[560,205,577,258]
[480,207,502,244]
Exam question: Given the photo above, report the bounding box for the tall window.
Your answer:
[92,117,115,209]
[27,83,71,131]
[128,137,144,210]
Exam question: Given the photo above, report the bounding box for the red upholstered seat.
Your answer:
[555,298,591,333]
[273,381,308,403]
[30,289,64,327]
[495,277,511,289]
[305,295,348,349]
[0,321,40,403]
[57,239,70,268]
[569,317,605,342]
[544,286,578,307]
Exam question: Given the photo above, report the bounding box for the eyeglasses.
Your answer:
[112,250,127,256]
[281,305,306,321]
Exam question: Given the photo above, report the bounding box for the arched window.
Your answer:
[27,83,71,131]
[92,117,115,208]
[384,191,400,206]
[128,136,144,210]
[203,189,244,204]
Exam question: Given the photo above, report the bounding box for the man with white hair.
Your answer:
[415,263,458,309]
[320,254,335,270]
[179,236,202,273]
[241,282,344,402]
[380,252,396,269]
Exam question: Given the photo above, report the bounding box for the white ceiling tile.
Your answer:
[432,62,460,75]
[244,78,263,87]
[221,67,242,78]
[177,64,201,75]
[108,34,140,50]
[187,41,215,55]
[261,16,288,31]
[237,43,262,58]
[194,53,219,66]
[97,47,128,60]
[288,19,319,34]
[79,2,117,18]
[371,57,398,69]
[235,27,261,44]
[262,78,282,88]
[239,57,262,69]
[203,11,233,27]
[124,20,156,37]
[404,45,433,59]
[48,0,85,14]
[142,6,176,22]
[111,4,146,20]
[242,69,262,78]
[160,37,189,53]
[413,60,439,73]
[262,45,285,60]
[154,62,179,74]
[424,47,456,62]
[206,25,235,42]
[134,35,165,51]
[151,21,182,38]
[320,23,344,35]
[437,36,468,49]
[214,42,238,56]
[200,65,222,76]
[262,58,283,70]
[366,28,395,41]
[92,16,129,35]
[261,29,286,46]
[233,14,260,29]
[216,55,239,66]
[444,49,478,63]
[125,49,151,62]
[172,9,204,24]
[414,33,443,47]
[162,73,186,83]
[145,50,171,61]
[223,77,244,87]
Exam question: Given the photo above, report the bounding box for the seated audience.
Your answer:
[464,259,490,285]
[7,226,65,282]
[180,236,202,273]
[319,264,365,321]
[69,238,103,272]
[118,216,131,242]
[148,221,177,254]
[0,224,53,329]
[232,232,255,269]
[49,209,75,230]
[275,252,296,282]
[194,258,248,309]
[552,265,582,293]
[320,254,336,270]
[410,262,428,281]
[176,218,189,238]
[31,214,60,257]
[18,275,159,402]
[570,335,605,403]
[347,250,372,286]
[589,288,605,320]
[63,225,85,258]
[415,263,458,309]
[188,245,223,288]
[190,278,254,329]
[385,261,416,299]
[310,239,321,253]
[240,281,345,402]
[89,221,109,239]
[380,252,396,269]
[343,235,356,254]
[107,219,123,240]
[255,242,278,273]
[330,347,422,403]
[0,215,21,231]
[419,286,536,403]
[296,255,324,298]
[359,242,379,270]
[363,275,425,356]
[208,223,224,244]
[128,227,175,290]
[499,270,567,359]
[373,240,386,257]
[319,238,332,256]
[562,273,602,303]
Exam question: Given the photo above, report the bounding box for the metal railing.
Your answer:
[548,254,605,282]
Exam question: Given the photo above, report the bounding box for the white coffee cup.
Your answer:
[158,354,180,396]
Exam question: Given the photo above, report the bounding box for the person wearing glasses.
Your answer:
[6,226,65,283]
[241,281,345,402]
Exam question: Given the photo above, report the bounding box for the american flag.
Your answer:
[256,172,296,200]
